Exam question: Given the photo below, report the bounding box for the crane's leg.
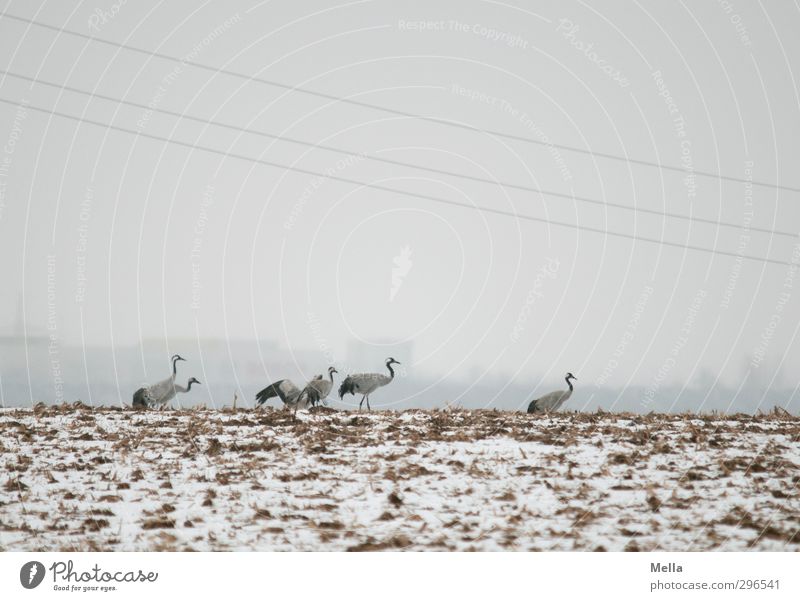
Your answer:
[359,395,366,410]
[366,396,371,412]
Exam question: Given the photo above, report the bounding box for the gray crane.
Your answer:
[133,377,201,409]
[527,372,576,413]
[133,355,186,407]
[255,367,337,410]
[169,377,201,402]
[298,366,338,407]
[338,358,400,411]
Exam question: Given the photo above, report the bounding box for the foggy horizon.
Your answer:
[1,1,799,412]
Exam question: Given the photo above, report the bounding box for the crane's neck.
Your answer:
[175,379,195,393]
[171,357,180,377]
[565,376,573,392]
[386,362,395,379]
[329,371,335,383]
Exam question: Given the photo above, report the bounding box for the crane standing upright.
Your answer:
[527,372,577,413]
[338,358,401,411]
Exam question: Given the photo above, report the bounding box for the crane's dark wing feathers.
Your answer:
[255,379,289,406]
[132,388,148,407]
[299,385,322,407]
[338,376,356,399]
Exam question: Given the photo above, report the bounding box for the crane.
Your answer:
[338,358,400,411]
[527,372,576,413]
[132,354,188,408]
[255,367,336,409]
[298,366,338,407]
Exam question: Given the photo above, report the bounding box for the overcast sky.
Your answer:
[0,0,799,408]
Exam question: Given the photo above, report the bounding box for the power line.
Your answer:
[3,11,799,194]
[2,68,794,239]
[0,95,794,268]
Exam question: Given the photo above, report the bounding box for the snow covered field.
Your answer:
[1,405,798,551]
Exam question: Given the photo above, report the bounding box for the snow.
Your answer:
[0,405,798,551]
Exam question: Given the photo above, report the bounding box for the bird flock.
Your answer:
[133,354,576,414]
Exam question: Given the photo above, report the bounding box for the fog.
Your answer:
[0,1,798,412]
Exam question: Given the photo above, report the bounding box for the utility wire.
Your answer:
[2,11,799,194]
[0,95,794,268]
[0,69,794,239]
